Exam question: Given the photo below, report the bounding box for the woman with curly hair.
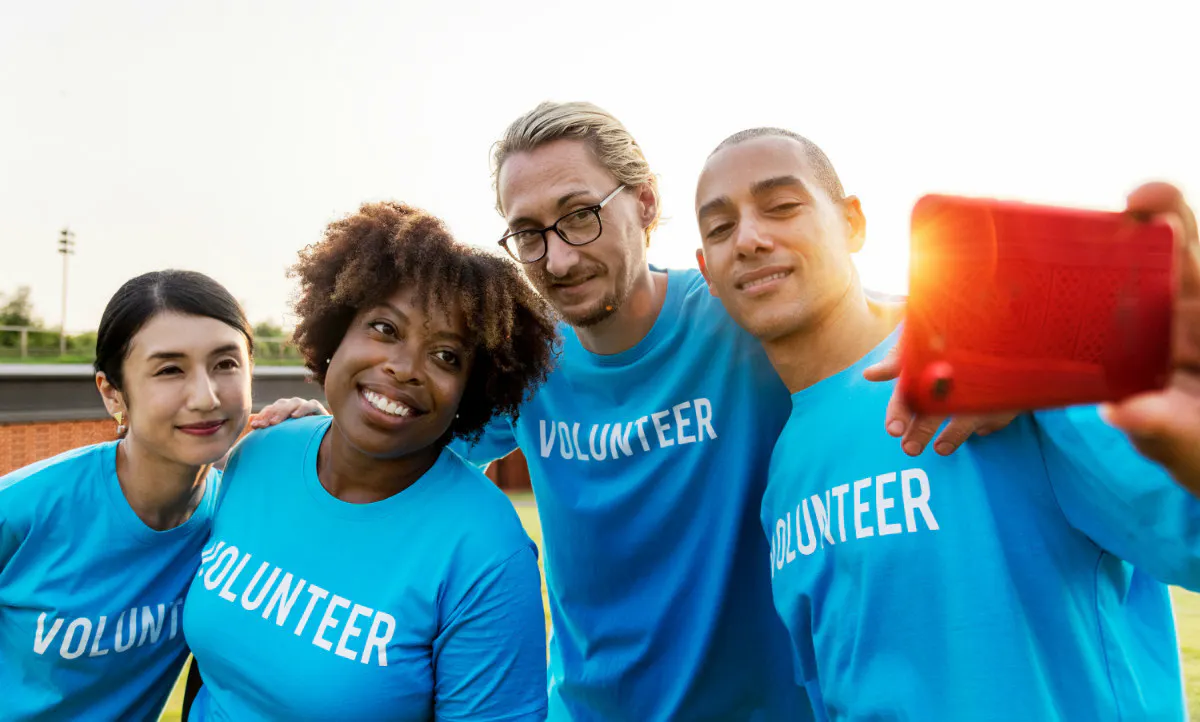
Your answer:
[182,202,558,721]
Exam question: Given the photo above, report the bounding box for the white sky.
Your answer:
[2,0,1197,332]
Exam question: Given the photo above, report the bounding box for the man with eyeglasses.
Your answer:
[458,102,1006,721]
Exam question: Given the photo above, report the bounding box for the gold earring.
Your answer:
[114,411,124,426]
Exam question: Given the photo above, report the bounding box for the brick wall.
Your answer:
[0,419,533,492]
[0,419,118,476]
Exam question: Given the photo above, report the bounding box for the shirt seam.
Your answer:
[439,542,536,632]
[1033,414,1123,720]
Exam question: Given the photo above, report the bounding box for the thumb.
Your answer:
[1103,389,1200,490]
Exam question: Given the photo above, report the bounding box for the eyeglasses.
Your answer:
[498,184,626,264]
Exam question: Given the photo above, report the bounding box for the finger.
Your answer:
[882,383,912,438]
[930,416,977,456]
[1127,182,1197,242]
[249,413,265,429]
[1127,182,1200,297]
[292,399,328,417]
[932,412,1018,455]
[973,412,1019,437]
[900,414,946,456]
[863,342,902,383]
[275,397,303,416]
[262,397,302,418]
[1178,294,1200,372]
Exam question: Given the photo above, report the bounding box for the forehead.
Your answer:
[127,312,246,360]
[377,284,466,334]
[497,139,617,220]
[696,136,820,209]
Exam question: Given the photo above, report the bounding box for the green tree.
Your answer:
[253,320,284,338]
[251,320,299,361]
[0,286,39,328]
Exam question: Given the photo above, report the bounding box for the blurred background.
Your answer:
[2,0,1198,718]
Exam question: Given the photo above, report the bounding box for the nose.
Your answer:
[543,230,582,279]
[383,346,425,386]
[733,215,774,257]
[188,371,221,412]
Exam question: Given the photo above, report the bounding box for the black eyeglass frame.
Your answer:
[497,184,627,264]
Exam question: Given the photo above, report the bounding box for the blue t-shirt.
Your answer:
[183,415,548,721]
[765,326,1196,721]
[457,268,811,721]
[0,442,218,721]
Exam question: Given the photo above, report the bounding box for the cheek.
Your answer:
[434,369,471,414]
[218,373,252,409]
[128,386,181,430]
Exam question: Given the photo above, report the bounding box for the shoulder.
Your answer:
[432,449,534,562]
[230,415,330,465]
[668,267,768,347]
[1,442,113,507]
[672,267,726,316]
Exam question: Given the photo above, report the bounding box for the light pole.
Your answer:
[57,228,75,356]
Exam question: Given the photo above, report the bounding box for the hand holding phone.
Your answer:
[900,194,1176,415]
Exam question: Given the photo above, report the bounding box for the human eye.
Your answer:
[368,320,398,337]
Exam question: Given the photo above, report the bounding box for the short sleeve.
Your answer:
[449,415,520,469]
[0,479,31,574]
[431,544,547,721]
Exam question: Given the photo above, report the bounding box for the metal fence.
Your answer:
[0,327,300,361]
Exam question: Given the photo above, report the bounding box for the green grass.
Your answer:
[0,355,96,364]
[1174,587,1200,719]
[158,501,1200,720]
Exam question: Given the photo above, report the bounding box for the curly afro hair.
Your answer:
[290,201,559,443]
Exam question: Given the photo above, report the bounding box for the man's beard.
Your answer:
[559,290,622,328]
[532,263,624,329]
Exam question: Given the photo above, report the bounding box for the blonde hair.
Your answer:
[492,101,661,242]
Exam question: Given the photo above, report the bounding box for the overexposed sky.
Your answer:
[2,0,1197,332]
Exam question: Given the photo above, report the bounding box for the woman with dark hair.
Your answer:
[182,202,558,721]
[0,270,322,720]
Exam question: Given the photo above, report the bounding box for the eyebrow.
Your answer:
[697,195,734,224]
[697,175,809,224]
[146,343,242,362]
[751,175,807,196]
[378,302,468,346]
[507,189,597,229]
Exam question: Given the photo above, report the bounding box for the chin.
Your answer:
[736,308,803,343]
[339,418,439,461]
[562,304,617,328]
[559,291,622,328]
[173,446,231,468]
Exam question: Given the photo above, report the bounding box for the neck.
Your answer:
[317,421,441,504]
[762,276,901,394]
[114,436,209,532]
[574,266,667,355]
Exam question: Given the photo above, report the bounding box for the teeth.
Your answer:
[362,389,411,417]
[743,272,787,290]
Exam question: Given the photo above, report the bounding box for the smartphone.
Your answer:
[899,193,1176,415]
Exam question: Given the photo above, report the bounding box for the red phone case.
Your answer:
[900,194,1176,415]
